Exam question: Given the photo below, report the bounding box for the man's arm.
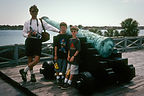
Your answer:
[23,22,29,38]
[23,21,32,38]
[43,20,59,32]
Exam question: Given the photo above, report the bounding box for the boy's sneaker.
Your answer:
[19,69,27,82]
[61,83,70,90]
[30,74,36,82]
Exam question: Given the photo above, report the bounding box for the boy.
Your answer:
[53,22,71,87]
[61,26,81,89]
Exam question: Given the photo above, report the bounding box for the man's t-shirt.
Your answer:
[53,34,71,59]
[69,38,81,64]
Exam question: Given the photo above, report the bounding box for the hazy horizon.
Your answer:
[0,0,144,26]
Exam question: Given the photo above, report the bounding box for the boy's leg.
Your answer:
[67,74,73,85]
[61,59,67,83]
[61,63,70,89]
[68,64,79,86]
[63,63,70,84]
[55,59,61,86]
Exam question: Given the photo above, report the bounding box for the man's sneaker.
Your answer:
[61,83,70,90]
[19,69,27,82]
[30,74,36,82]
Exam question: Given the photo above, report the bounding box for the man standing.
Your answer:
[19,5,59,82]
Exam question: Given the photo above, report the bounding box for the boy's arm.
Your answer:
[70,50,79,62]
[73,39,81,58]
[54,46,58,60]
[73,51,79,57]
[53,36,58,60]
[68,50,70,57]
[74,39,81,57]
[67,50,70,61]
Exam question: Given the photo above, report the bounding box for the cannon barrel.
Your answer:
[42,16,114,58]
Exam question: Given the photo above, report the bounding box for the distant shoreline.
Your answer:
[0,25,144,30]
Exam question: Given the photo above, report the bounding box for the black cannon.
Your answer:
[40,61,55,80]
[39,17,135,91]
[73,37,135,91]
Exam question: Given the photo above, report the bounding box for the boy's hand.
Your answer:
[70,56,74,62]
[67,56,70,61]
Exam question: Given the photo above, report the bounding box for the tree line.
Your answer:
[87,18,142,37]
[0,18,143,37]
[0,25,23,30]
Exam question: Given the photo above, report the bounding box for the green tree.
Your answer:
[89,28,102,36]
[113,30,120,37]
[104,31,109,37]
[120,18,139,36]
[104,28,119,37]
[107,29,114,37]
[78,25,83,29]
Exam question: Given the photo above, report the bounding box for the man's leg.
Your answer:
[19,56,33,82]
[28,56,40,82]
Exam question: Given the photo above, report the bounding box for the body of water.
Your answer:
[0,30,144,46]
[0,30,58,46]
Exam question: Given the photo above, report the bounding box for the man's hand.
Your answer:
[32,32,37,36]
[28,31,32,37]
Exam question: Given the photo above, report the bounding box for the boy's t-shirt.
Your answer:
[54,33,71,59]
[69,38,81,64]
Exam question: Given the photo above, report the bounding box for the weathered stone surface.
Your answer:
[0,49,144,96]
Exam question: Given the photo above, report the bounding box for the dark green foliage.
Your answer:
[120,18,139,36]
[0,25,23,30]
[104,28,120,37]
[89,28,103,36]
[78,25,83,29]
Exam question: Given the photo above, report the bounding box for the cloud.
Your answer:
[122,0,144,3]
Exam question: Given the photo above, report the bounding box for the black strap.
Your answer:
[39,18,46,32]
[30,18,39,26]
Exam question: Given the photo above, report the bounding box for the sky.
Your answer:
[0,0,144,26]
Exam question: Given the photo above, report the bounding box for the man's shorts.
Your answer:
[54,59,67,73]
[25,38,42,56]
[66,63,79,75]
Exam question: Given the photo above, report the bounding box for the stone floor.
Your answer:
[1,49,144,96]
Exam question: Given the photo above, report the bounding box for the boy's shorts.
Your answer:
[66,63,79,75]
[54,59,67,73]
